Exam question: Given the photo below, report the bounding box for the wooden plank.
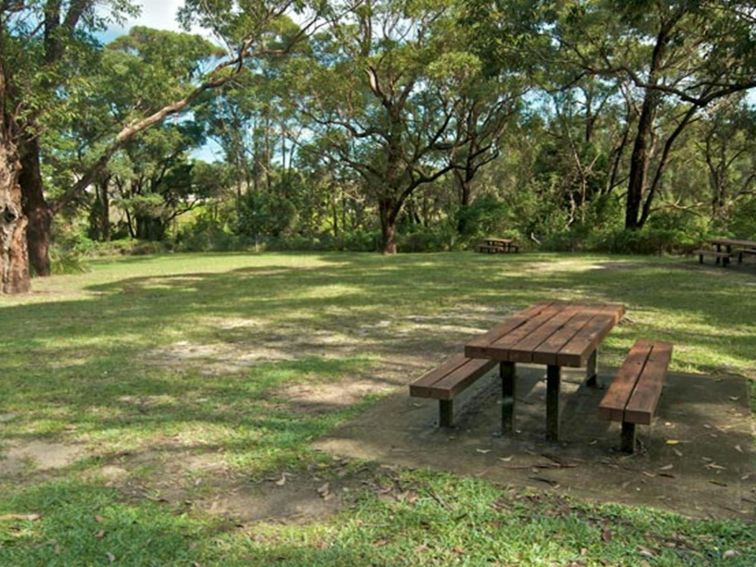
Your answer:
[464,302,553,357]
[532,310,596,365]
[506,305,581,363]
[487,303,567,358]
[430,358,498,399]
[556,304,624,366]
[624,341,673,425]
[598,340,653,421]
[409,353,469,397]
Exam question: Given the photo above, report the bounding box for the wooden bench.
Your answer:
[599,339,673,453]
[693,249,731,266]
[409,353,497,427]
[735,248,756,264]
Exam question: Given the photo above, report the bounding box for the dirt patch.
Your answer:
[314,366,755,520]
[277,377,395,413]
[0,441,84,476]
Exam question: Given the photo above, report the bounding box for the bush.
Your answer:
[49,222,93,274]
[727,197,756,239]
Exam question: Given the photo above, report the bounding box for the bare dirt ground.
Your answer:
[315,365,755,520]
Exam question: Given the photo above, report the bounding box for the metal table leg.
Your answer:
[546,365,561,441]
[500,361,516,434]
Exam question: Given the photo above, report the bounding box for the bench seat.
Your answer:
[599,339,673,452]
[410,353,497,427]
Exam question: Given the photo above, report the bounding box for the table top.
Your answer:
[710,238,756,248]
[484,237,513,244]
[465,301,625,367]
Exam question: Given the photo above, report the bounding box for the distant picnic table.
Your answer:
[477,237,519,254]
[695,237,756,266]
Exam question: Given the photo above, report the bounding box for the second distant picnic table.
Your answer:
[464,301,625,441]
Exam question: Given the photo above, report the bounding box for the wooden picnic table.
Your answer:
[484,237,513,247]
[699,238,756,266]
[464,301,625,441]
[477,237,519,254]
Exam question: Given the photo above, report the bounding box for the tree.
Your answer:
[292,0,490,253]
[1,0,317,293]
[555,0,756,229]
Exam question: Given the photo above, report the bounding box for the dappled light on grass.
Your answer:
[0,252,754,564]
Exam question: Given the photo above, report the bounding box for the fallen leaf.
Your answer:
[734,445,743,453]
[705,463,727,471]
[499,456,513,462]
[728,396,739,401]
[723,549,739,559]
[637,545,657,558]
[476,449,492,454]
[665,439,681,445]
[106,552,116,563]
[275,474,287,486]
[0,513,41,522]
[672,448,683,457]
[601,528,612,542]
[317,482,331,499]
[659,464,674,471]
[95,529,106,540]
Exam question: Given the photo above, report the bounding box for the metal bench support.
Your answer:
[439,399,453,428]
[621,422,636,453]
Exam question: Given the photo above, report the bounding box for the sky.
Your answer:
[107,0,185,37]
[103,1,223,162]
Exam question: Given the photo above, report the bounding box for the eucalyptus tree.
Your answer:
[1,0,318,293]
[1,0,137,291]
[697,97,755,221]
[291,0,488,253]
[554,0,756,229]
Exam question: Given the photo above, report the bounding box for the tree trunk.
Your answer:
[101,177,110,240]
[18,136,52,275]
[379,198,398,254]
[0,140,31,293]
[455,169,473,233]
[624,95,656,229]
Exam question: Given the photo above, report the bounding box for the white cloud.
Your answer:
[126,0,184,32]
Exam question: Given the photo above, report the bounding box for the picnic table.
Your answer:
[464,301,625,441]
[477,237,519,254]
[696,237,756,266]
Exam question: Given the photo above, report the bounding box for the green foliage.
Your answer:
[48,223,94,275]
[238,191,299,238]
[727,197,756,240]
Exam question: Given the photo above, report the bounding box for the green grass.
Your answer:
[0,251,754,565]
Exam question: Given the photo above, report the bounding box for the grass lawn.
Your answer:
[0,251,753,565]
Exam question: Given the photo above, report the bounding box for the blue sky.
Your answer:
[104,1,224,162]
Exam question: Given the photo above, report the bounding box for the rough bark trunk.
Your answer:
[455,169,473,234]
[18,136,52,275]
[100,176,110,240]
[0,141,31,293]
[625,95,656,229]
[379,198,398,254]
